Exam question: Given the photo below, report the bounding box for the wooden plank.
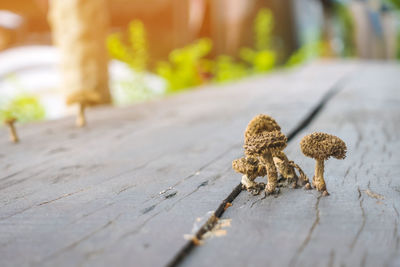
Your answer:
[179,62,400,267]
[0,61,357,266]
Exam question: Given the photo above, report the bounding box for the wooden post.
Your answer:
[48,0,111,104]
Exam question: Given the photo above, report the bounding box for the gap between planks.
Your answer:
[166,72,355,267]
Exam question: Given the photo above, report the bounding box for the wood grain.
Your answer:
[179,62,400,267]
[0,61,357,266]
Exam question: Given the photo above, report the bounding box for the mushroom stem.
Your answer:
[261,151,278,193]
[314,159,326,191]
[289,161,310,187]
[273,152,295,179]
[6,121,19,143]
[241,175,257,189]
[77,103,86,127]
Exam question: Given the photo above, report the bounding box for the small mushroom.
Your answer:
[245,114,296,182]
[4,117,18,143]
[244,130,287,194]
[232,156,266,194]
[66,91,101,127]
[300,132,347,195]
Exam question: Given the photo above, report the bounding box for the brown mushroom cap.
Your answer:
[300,132,347,160]
[4,117,17,124]
[66,90,102,106]
[244,130,287,156]
[244,114,281,141]
[232,156,267,178]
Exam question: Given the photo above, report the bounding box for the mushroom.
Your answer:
[244,130,287,194]
[244,114,281,141]
[4,117,19,143]
[244,114,299,184]
[300,132,347,195]
[66,91,101,127]
[232,156,267,194]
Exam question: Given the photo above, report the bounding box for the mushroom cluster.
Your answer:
[233,114,347,196]
[245,115,295,183]
[244,130,287,194]
[232,114,310,195]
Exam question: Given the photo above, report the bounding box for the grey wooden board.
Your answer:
[0,61,357,267]
[180,62,400,267]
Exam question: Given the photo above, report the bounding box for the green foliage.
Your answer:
[0,95,45,123]
[397,30,400,60]
[254,8,274,51]
[239,8,277,73]
[107,20,160,104]
[112,74,164,105]
[240,48,276,73]
[384,0,400,10]
[285,41,323,67]
[156,38,213,92]
[334,3,355,57]
[213,55,248,83]
[107,20,148,71]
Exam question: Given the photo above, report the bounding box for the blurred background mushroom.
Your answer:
[3,117,18,143]
[48,0,111,107]
[66,90,102,127]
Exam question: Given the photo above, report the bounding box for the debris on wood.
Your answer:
[365,189,384,200]
[159,187,174,195]
[300,132,347,195]
[224,202,232,211]
[202,219,232,240]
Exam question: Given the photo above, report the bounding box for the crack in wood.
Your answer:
[38,188,87,206]
[360,251,367,267]
[289,194,322,267]
[350,187,366,251]
[0,159,154,221]
[37,213,122,264]
[328,249,335,267]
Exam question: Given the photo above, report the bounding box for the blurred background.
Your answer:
[0,0,399,124]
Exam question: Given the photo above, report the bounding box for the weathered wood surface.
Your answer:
[0,60,390,267]
[180,63,400,267]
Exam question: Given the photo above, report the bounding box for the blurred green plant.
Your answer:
[0,95,45,124]
[239,8,277,73]
[156,38,213,92]
[107,20,163,105]
[334,3,355,57]
[286,41,324,67]
[384,0,400,10]
[107,20,148,71]
[397,30,400,59]
[213,55,248,83]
